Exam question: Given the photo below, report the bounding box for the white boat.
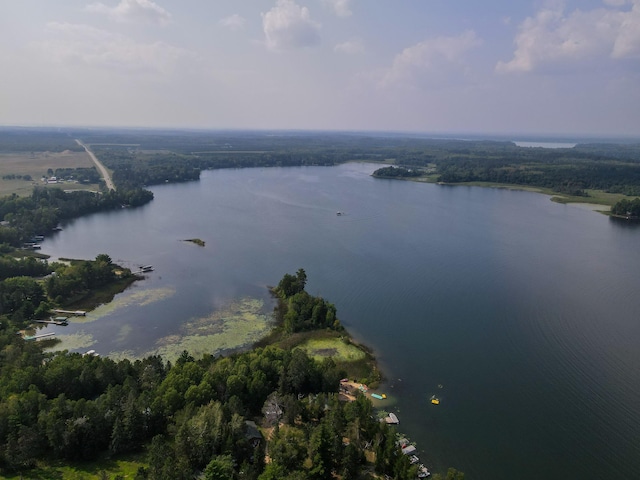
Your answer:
[417,464,430,478]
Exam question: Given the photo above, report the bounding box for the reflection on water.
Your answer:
[40,163,640,480]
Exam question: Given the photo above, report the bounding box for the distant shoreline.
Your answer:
[374,174,619,212]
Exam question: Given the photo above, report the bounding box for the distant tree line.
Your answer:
[0,128,83,153]
[2,174,32,181]
[75,130,640,199]
[436,160,640,196]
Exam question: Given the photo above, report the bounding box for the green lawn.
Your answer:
[1,452,147,479]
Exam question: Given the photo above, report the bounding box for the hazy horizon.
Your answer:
[2,1,639,136]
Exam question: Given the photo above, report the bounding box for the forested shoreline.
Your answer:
[2,127,638,478]
[0,267,462,479]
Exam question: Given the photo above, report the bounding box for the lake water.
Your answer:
[40,163,640,480]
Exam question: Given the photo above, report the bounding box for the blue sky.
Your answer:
[1,0,639,136]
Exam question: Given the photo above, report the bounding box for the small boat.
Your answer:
[387,413,399,424]
[336,211,343,216]
[430,395,440,405]
[371,393,384,400]
[409,454,420,465]
[418,464,431,478]
[141,265,154,272]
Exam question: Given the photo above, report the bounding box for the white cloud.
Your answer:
[36,22,188,74]
[86,0,171,25]
[380,30,482,88]
[334,38,363,54]
[219,14,246,31]
[497,1,640,73]
[262,0,321,51]
[324,0,353,17]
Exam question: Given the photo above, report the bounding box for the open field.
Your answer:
[272,330,380,385]
[0,151,95,196]
[400,178,638,210]
[452,182,638,209]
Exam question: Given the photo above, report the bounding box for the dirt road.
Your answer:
[75,139,115,191]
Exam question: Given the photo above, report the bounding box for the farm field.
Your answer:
[0,151,95,196]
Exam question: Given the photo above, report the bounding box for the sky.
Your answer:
[1,0,639,136]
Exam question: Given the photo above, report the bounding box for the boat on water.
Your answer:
[387,413,399,424]
[417,464,431,478]
[371,393,387,400]
[430,395,440,405]
[336,211,343,216]
[141,265,154,272]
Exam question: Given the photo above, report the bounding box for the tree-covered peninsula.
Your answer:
[0,268,464,479]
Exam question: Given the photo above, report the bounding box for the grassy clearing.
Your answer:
[418,180,636,209]
[270,330,380,385]
[549,189,635,208]
[298,337,366,363]
[1,451,147,479]
[0,151,95,196]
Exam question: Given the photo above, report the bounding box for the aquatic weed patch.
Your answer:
[107,297,274,362]
[73,287,176,323]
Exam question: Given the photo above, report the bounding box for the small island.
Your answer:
[184,238,205,247]
[372,165,424,178]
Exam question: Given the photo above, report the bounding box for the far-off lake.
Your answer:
[41,163,640,480]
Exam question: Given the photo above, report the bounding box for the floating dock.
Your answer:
[24,332,56,341]
[53,309,86,316]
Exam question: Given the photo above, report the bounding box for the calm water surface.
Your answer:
[42,163,640,480]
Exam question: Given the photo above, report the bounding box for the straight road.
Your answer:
[75,139,115,191]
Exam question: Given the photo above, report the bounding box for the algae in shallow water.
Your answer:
[117,324,133,344]
[109,297,273,362]
[72,287,176,323]
[46,331,95,353]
